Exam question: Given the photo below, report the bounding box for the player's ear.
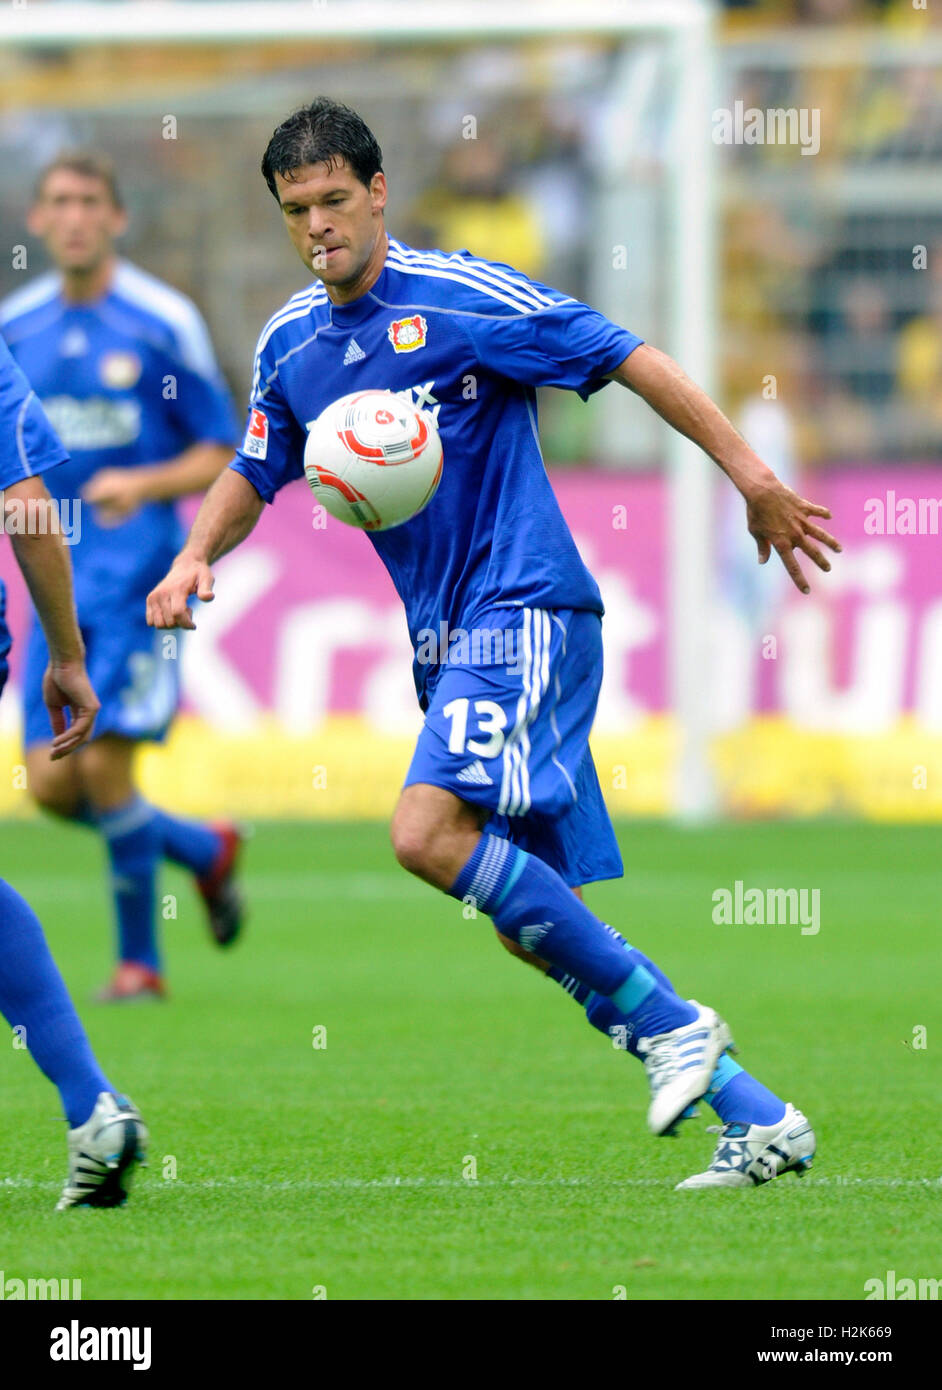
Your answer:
[26,202,46,237]
[370,172,387,214]
[109,204,129,238]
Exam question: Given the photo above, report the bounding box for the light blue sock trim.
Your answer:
[492,847,526,910]
[707,1052,743,1096]
[609,962,657,1015]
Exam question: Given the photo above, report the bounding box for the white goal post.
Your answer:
[3,0,719,821]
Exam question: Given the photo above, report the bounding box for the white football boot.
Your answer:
[638,1000,736,1136]
[56,1091,148,1211]
[675,1103,816,1189]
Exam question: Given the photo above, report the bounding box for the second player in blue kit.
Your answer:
[0,152,245,1000]
[0,334,147,1208]
[149,100,842,1187]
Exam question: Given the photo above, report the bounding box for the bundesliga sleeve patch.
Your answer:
[242,407,269,459]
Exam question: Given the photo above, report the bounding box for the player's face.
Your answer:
[274,160,387,299]
[28,170,126,274]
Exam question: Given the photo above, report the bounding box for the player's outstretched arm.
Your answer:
[610,343,841,594]
[82,442,234,524]
[146,467,265,630]
[5,476,100,758]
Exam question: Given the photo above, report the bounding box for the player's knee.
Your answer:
[389,815,436,879]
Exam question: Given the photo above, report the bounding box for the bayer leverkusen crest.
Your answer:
[387,314,428,353]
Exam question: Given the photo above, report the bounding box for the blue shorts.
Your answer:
[404,605,623,887]
[23,602,180,748]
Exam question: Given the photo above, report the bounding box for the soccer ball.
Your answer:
[304,389,443,531]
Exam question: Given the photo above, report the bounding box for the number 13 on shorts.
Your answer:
[442,697,508,758]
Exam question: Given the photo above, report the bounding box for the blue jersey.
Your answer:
[0,336,71,694]
[0,333,68,490]
[0,260,238,603]
[232,238,642,707]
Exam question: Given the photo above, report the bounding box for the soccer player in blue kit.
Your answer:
[0,334,146,1208]
[1,152,244,1001]
[148,101,841,1187]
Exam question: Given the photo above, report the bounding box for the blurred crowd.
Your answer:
[722,54,942,463]
[2,14,941,466]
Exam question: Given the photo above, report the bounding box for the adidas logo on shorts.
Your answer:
[456,760,493,787]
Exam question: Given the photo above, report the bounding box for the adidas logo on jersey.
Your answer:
[456,760,493,787]
[343,338,366,365]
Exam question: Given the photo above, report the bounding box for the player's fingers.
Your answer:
[66,707,97,745]
[155,584,191,629]
[803,521,842,552]
[799,499,832,519]
[46,703,66,737]
[755,536,771,565]
[775,539,810,594]
[51,708,96,757]
[797,537,831,572]
[147,587,174,628]
[193,565,215,603]
[155,589,177,628]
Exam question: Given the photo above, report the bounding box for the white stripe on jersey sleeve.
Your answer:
[250,284,327,399]
[388,238,560,311]
[111,260,223,379]
[15,390,36,479]
[385,251,575,318]
[0,271,61,328]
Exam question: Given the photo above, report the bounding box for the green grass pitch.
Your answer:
[0,818,937,1300]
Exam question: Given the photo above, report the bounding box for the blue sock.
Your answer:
[705,1053,787,1127]
[548,927,685,1057]
[96,798,161,971]
[150,807,221,877]
[454,834,695,1036]
[546,966,592,1006]
[0,878,112,1126]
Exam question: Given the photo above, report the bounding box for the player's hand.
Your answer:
[146,555,215,629]
[42,660,100,759]
[744,478,841,595]
[81,468,145,525]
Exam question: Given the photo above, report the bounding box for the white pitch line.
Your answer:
[3,1175,940,1193]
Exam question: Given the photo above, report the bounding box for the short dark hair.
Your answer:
[261,98,383,200]
[34,150,123,208]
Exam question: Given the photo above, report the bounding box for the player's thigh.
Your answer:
[25,744,83,816]
[78,734,137,810]
[390,781,486,882]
